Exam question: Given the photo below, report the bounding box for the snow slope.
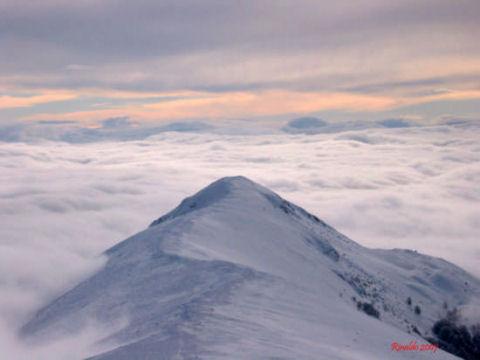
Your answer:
[21,176,479,359]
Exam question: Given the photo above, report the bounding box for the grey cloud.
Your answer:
[0,188,45,199]
[2,0,476,60]
[411,162,440,177]
[37,120,77,125]
[35,199,70,213]
[35,197,105,213]
[101,117,139,129]
[1,0,479,94]
[281,118,420,136]
[282,117,328,134]
[287,117,327,129]
[158,122,214,133]
[92,184,143,195]
[0,119,216,143]
[338,177,379,190]
[438,117,480,127]
[377,118,412,128]
[335,132,406,145]
[244,157,279,164]
[0,124,25,142]
[342,73,480,96]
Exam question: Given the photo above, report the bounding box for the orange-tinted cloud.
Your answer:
[0,91,76,109]
[20,90,395,124]
[20,88,480,126]
[142,90,398,118]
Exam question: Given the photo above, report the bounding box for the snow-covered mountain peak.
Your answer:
[150,176,264,226]
[149,175,329,233]
[20,177,479,360]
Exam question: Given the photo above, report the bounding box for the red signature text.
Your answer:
[391,341,439,353]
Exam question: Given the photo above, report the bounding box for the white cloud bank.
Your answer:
[0,121,479,358]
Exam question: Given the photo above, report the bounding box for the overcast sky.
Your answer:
[1,0,479,128]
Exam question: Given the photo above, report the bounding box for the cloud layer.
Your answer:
[1,116,480,360]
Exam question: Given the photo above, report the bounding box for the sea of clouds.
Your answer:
[1,120,479,358]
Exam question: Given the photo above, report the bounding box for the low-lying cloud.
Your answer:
[0,118,217,143]
[0,121,479,358]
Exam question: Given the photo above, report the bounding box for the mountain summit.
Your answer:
[21,177,479,359]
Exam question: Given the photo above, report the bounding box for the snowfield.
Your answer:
[21,176,479,359]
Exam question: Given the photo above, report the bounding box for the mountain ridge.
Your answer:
[21,176,479,359]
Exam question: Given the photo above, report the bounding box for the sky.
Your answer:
[1,1,480,359]
[0,0,480,131]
